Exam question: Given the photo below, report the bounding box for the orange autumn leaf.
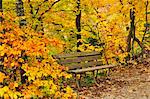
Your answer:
[0,72,7,83]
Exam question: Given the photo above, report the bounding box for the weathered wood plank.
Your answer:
[64,61,102,70]
[53,51,102,58]
[68,64,117,73]
[59,55,101,64]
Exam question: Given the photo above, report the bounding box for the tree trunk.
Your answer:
[0,0,3,22]
[16,0,26,27]
[76,0,82,52]
[126,8,143,61]
[142,0,149,45]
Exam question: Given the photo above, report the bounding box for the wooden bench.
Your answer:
[53,51,117,88]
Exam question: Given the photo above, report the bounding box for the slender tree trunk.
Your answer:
[131,9,135,57]
[126,8,143,61]
[0,0,2,72]
[126,9,133,61]
[141,0,149,57]
[0,0,3,23]
[16,0,26,27]
[76,0,82,52]
[131,9,143,58]
[16,0,27,83]
[142,0,149,42]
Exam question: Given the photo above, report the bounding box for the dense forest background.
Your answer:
[0,0,149,98]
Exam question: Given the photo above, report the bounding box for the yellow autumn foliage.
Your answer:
[0,15,76,98]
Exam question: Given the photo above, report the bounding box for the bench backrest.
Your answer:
[53,51,103,70]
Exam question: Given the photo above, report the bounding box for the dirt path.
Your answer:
[78,58,150,99]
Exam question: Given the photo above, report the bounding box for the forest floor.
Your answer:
[78,58,150,99]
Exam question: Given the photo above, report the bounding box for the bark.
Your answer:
[127,9,134,53]
[0,0,3,22]
[16,0,26,27]
[76,0,82,52]
[76,11,81,32]
[126,8,143,60]
[16,0,27,83]
[142,0,149,42]
[0,0,3,70]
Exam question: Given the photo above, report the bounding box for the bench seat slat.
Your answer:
[68,64,117,73]
[59,55,101,64]
[53,51,102,58]
[65,61,102,70]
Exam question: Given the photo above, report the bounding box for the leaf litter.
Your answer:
[78,58,150,99]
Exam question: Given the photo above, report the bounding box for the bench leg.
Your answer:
[93,71,100,87]
[106,68,111,76]
[95,70,98,79]
[73,74,80,89]
[83,72,86,78]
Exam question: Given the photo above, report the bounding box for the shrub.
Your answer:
[0,17,76,98]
